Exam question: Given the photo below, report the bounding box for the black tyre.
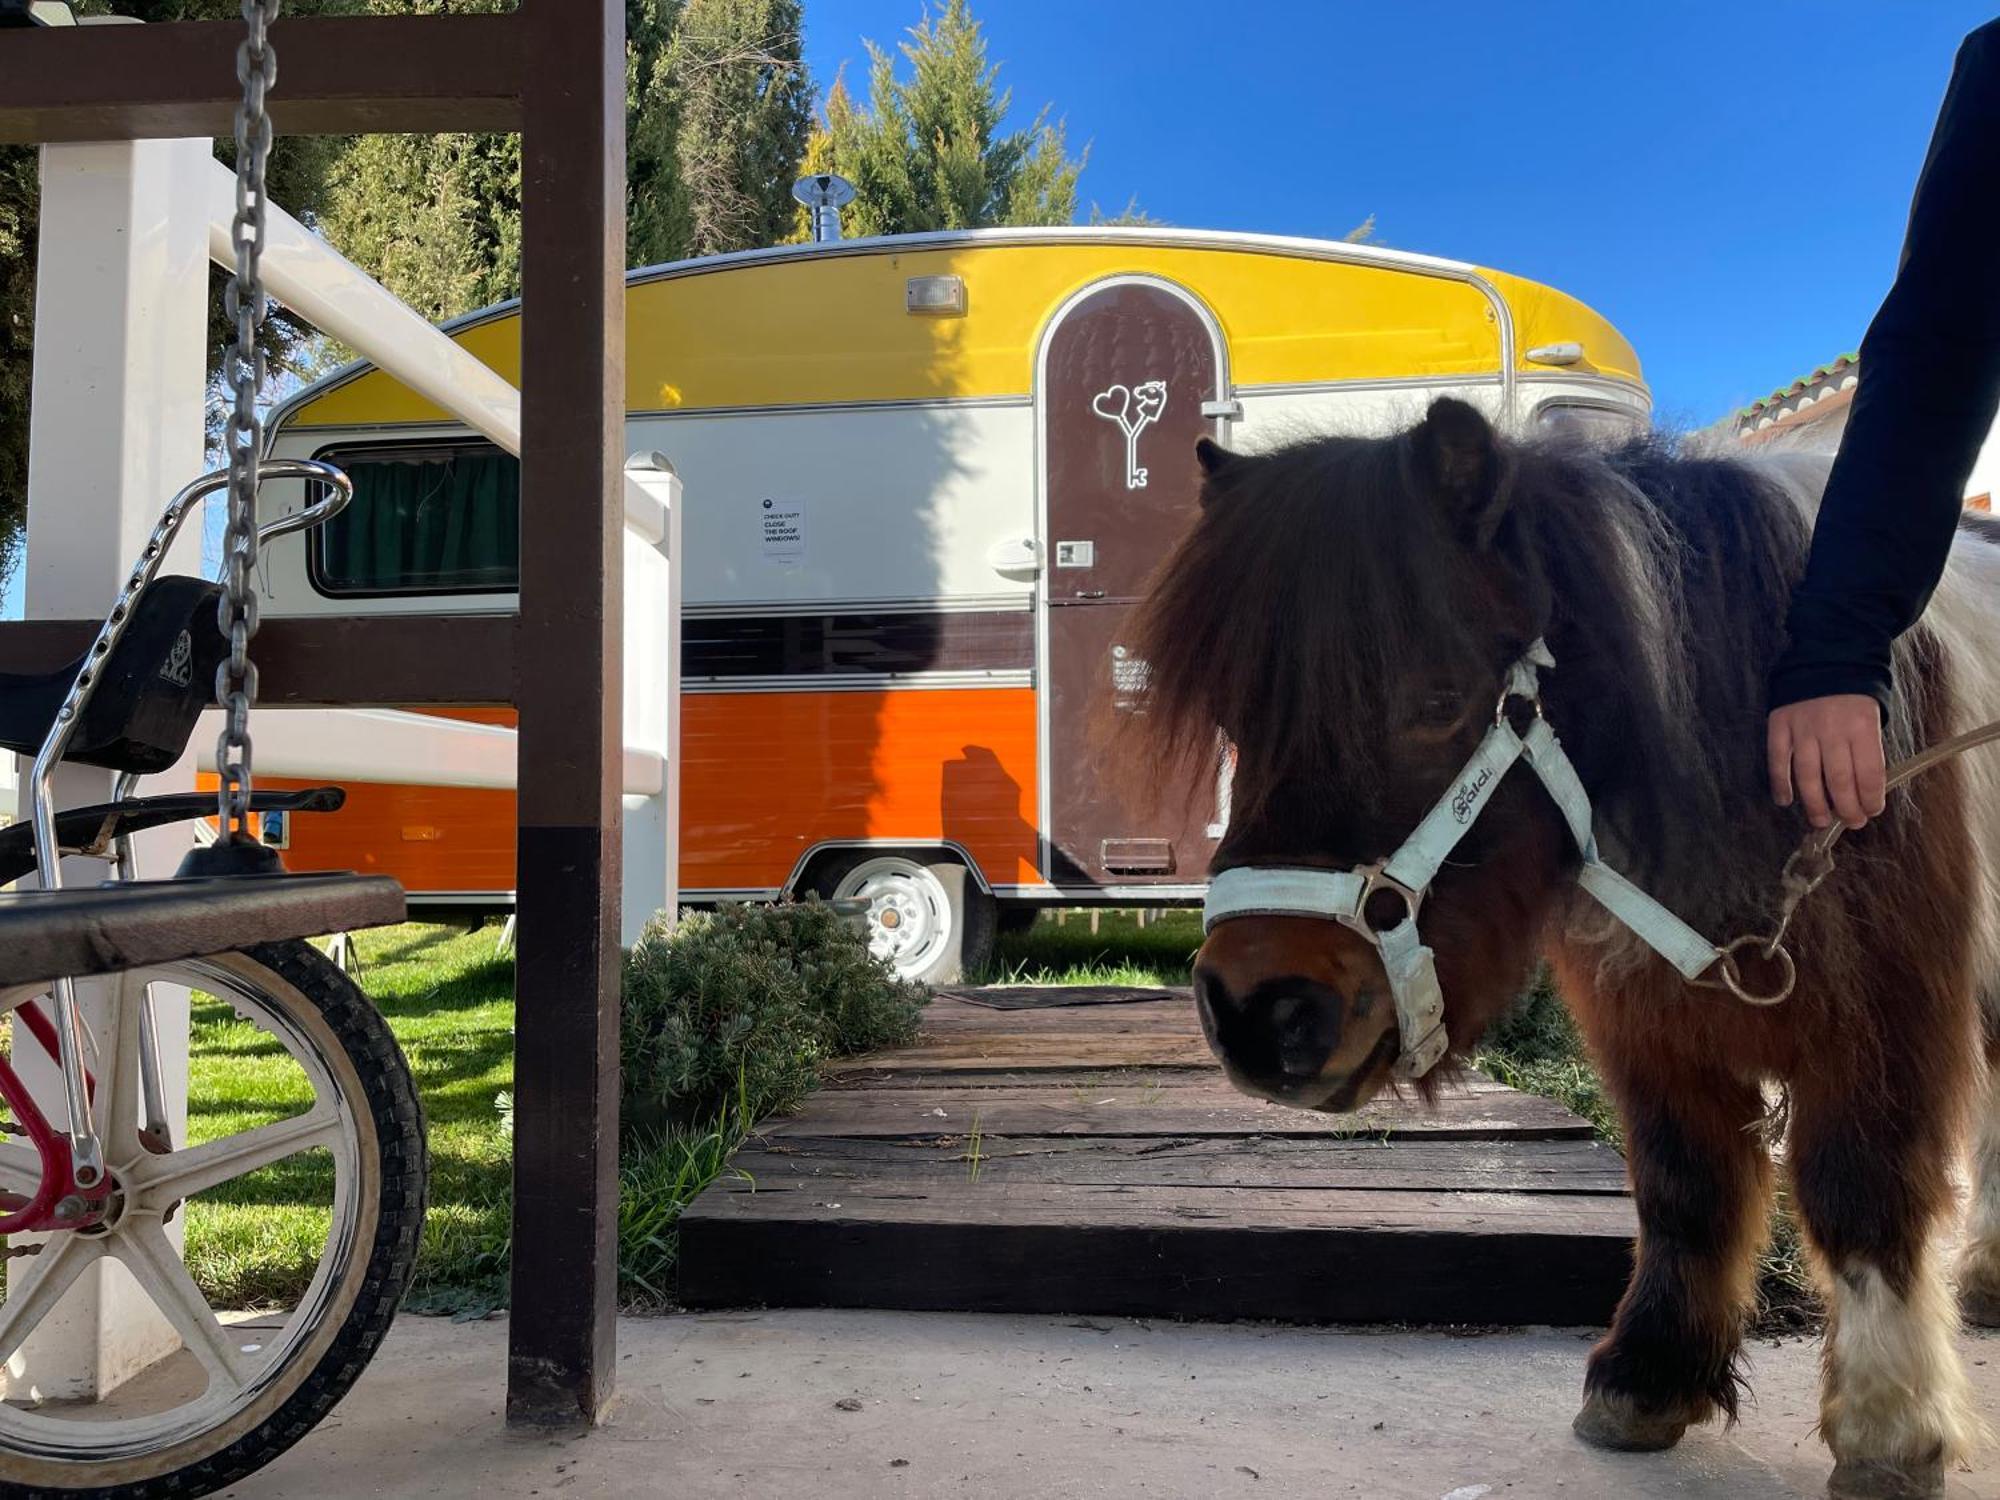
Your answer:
[816,850,996,984]
[0,940,427,1498]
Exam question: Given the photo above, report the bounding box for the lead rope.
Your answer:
[1697,716,2000,1006]
[214,0,278,844]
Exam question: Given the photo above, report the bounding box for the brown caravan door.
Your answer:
[1040,279,1226,887]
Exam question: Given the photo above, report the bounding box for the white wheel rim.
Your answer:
[832,857,953,978]
[0,957,367,1466]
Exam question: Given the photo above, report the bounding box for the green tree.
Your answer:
[1088,196,1165,227]
[805,0,1085,239]
[322,0,811,310]
[635,0,811,261]
[314,0,522,321]
[319,128,524,323]
[626,0,687,266]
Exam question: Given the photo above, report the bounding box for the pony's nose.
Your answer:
[1193,969,1224,1037]
[1267,991,1337,1081]
[1194,969,1342,1088]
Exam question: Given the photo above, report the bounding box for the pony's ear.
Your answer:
[1411,397,1507,544]
[1195,435,1239,477]
[1194,436,1246,506]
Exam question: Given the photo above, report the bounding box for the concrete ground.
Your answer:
[221,1311,2000,1500]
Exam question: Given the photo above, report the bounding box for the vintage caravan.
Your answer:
[254,227,1649,979]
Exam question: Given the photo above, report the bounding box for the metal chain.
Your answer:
[215,0,281,840]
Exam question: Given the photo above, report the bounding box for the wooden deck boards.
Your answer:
[677,989,1637,1324]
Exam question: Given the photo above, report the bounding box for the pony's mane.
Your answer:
[1133,425,1936,936]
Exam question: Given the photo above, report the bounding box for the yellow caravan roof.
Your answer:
[281,227,1643,429]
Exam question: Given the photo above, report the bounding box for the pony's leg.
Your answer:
[1573,1067,1771,1451]
[1957,1009,2000,1326]
[1790,1064,1983,1500]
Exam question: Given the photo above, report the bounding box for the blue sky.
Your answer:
[804,0,1995,427]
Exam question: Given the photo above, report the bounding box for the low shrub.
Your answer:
[620,899,928,1130]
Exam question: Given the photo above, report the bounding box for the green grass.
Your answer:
[978,908,1202,986]
[179,923,827,1314]
[184,923,516,1313]
[1471,972,1623,1145]
[617,1113,751,1307]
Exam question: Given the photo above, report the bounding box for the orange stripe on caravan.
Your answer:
[683,687,1041,892]
[244,687,1042,897]
[223,775,521,893]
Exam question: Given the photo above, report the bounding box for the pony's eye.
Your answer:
[1409,690,1464,732]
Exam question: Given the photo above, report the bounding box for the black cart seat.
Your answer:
[0,874,406,987]
[0,576,227,773]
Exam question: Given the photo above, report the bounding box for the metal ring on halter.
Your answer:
[1355,862,1425,938]
[1493,687,1545,728]
[1712,933,1796,1007]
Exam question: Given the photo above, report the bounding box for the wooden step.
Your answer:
[677,986,1636,1326]
[722,1133,1632,1195]
[766,1080,1596,1142]
[679,1158,1635,1324]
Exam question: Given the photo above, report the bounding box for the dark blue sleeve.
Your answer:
[1768,19,2000,709]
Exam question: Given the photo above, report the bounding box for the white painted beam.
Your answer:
[211,161,670,548]
[176,707,664,798]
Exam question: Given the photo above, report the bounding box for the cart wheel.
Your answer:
[0,941,426,1499]
[817,851,995,985]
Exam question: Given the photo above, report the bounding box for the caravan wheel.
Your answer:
[819,852,994,985]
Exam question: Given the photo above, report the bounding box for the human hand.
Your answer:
[1767,694,1886,830]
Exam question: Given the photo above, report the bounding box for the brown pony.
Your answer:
[1133,397,2000,1500]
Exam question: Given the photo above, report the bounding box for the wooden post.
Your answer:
[506,0,626,1432]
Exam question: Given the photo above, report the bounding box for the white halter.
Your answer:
[1201,641,1724,1080]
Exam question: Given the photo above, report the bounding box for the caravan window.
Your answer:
[1533,401,1645,446]
[309,440,521,597]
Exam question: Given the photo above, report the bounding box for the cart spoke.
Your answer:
[114,1220,245,1390]
[137,1107,341,1205]
[0,1232,103,1368]
[94,973,149,1150]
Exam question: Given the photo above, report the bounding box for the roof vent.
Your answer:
[792,173,857,244]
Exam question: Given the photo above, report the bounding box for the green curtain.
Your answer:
[318,446,520,594]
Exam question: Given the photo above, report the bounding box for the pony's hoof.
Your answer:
[1960,1281,2000,1328]
[1827,1456,1944,1500]
[1571,1391,1689,1452]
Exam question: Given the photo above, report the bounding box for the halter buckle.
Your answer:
[1354,862,1425,939]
